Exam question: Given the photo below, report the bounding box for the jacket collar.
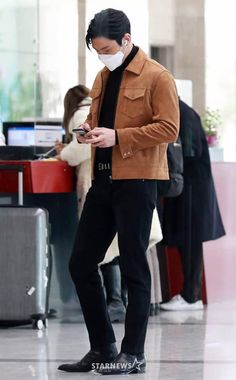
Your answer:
[101,47,147,76]
[125,47,147,75]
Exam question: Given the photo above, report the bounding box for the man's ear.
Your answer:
[123,33,131,45]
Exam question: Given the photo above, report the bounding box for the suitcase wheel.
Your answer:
[31,314,48,330]
[33,319,44,330]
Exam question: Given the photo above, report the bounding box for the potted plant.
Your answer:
[201,108,222,147]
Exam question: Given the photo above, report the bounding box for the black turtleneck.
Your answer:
[94,45,139,177]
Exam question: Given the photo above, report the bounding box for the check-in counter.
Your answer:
[0,160,75,193]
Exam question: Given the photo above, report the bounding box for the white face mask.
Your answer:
[98,40,128,71]
[98,51,124,71]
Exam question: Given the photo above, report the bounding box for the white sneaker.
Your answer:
[160,294,204,311]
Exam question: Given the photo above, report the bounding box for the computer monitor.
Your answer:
[7,126,35,146]
[2,121,63,147]
[35,123,63,147]
[3,122,35,146]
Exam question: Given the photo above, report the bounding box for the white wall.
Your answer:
[148,0,175,46]
[206,0,236,161]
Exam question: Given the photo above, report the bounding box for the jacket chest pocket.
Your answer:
[121,88,146,118]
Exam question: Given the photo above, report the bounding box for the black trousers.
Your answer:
[178,185,203,303]
[179,239,203,303]
[69,178,157,354]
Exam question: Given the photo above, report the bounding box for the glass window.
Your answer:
[0,0,78,129]
[0,0,37,123]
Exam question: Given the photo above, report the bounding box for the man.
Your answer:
[59,8,179,375]
[160,99,225,311]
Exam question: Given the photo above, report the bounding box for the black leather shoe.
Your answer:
[58,344,118,372]
[95,352,146,375]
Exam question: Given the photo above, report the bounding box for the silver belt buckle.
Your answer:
[98,163,110,171]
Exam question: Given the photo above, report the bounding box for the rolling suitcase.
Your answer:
[0,164,50,329]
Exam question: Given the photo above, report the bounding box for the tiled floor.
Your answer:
[1,301,236,380]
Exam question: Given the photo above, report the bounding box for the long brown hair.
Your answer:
[63,84,90,142]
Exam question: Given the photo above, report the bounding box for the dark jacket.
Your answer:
[162,100,225,245]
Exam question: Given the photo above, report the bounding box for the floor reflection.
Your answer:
[0,301,236,380]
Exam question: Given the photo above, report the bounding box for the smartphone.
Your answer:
[72,128,86,136]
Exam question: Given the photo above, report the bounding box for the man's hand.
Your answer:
[75,123,91,143]
[86,127,116,148]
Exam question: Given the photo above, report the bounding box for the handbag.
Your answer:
[148,208,163,249]
[156,137,184,197]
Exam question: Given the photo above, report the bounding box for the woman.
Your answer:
[55,85,92,216]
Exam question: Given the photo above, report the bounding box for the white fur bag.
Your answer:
[148,208,163,249]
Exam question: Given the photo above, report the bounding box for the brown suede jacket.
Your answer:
[86,47,180,180]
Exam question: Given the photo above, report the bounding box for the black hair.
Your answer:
[86,8,131,49]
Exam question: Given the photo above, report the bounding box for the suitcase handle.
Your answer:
[0,164,24,205]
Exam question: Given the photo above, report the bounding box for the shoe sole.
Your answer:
[160,306,204,311]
